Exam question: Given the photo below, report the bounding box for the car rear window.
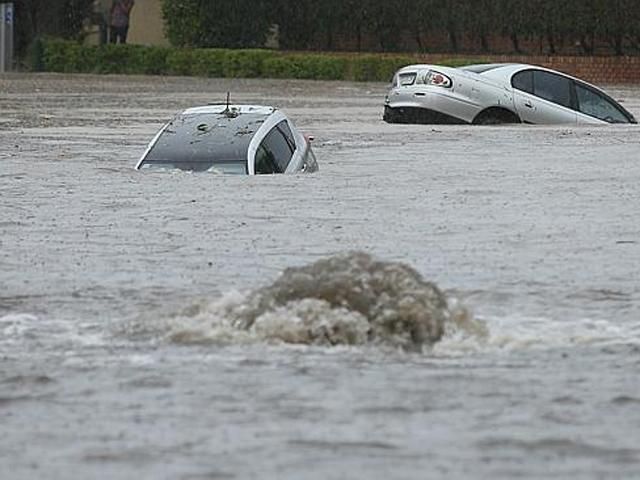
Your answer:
[398,73,417,86]
[575,84,630,123]
[141,111,268,172]
[462,64,510,74]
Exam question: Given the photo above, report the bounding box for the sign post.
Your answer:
[0,3,14,73]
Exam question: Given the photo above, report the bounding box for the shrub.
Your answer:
[93,44,138,74]
[140,47,171,75]
[26,37,45,72]
[166,48,197,76]
[38,38,480,81]
[42,39,92,73]
[263,54,348,80]
[222,49,275,78]
[191,49,227,77]
[348,54,417,82]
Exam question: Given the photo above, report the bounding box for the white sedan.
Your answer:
[136,105,318,174]
[384,63,637,125]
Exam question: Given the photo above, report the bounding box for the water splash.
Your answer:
[165,252,474,350]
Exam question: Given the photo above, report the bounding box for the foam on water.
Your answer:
[433,312,640,356]
[0,313,109,353]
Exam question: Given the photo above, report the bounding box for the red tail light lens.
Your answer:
[423,70,453,88]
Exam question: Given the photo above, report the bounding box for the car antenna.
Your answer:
[222,91,238,118]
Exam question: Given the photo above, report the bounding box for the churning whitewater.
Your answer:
[150,251,477,349]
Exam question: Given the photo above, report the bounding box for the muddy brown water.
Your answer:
[1,73,640,479]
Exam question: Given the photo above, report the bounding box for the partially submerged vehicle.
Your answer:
[384,63,637,125]
[136,105,318,174]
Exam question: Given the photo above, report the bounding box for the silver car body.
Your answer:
[136,105,318,174]
[384,63,637,125]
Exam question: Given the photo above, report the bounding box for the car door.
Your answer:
[512,69,577,124]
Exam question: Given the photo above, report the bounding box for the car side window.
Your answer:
[277,120,297,151]
[575,84,629,123]
[255,121,295,174]
[533,71,573,108]
[512,70,534,94]
[255,144,280,174]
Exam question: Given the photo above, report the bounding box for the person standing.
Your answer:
[110,0,135,44]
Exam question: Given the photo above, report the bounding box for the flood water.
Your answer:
[1,73,640,479]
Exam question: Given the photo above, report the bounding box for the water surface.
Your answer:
[1,73,640,479]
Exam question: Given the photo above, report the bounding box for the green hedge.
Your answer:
[39,38,478,82]
[263,54,349,80]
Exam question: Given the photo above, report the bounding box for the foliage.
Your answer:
[41,39,169,74]
[13,0,640,62]
[262,54,348,80]
[222,49,276,77]
[14,0,94,57]
[160,0,201,47]
[38,39,478,81]
[161,0,272,49]
[161,0,640,55]
[348,54,416,82]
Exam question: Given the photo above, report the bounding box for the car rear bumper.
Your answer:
[383,106,468,125]
[385,87,478,124]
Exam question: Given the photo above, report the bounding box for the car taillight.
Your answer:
[423,70,453,88]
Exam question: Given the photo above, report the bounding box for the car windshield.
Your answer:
[461,64,510,74]
[139,111,269,173]
[138,160,247,174]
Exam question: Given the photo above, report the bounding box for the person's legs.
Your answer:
[109,26,118,43]
[121,25,130,44]
[110,26,129,44]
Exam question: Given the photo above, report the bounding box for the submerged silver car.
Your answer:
[136,105,318,174]
[384,63,637,125]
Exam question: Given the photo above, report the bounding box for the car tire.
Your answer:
[473,109,520,125]
[383,106,402,124]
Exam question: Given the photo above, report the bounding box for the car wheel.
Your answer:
[383,106,402,124]
[473,109,520,125]
[476,116,504,125]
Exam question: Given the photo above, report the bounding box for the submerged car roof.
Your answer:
[142,105,276,167]
[182,104,276,116]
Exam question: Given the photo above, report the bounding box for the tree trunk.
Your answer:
[448,29,458,52]
[415,28,424,51]
[510,32,522,54]
[613,35,624,56]
[579,35,594,55]
[480,34,489,53]
[325,25,334,50]
[546,29,556,55]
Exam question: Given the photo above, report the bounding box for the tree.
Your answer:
[402,0,440,51]
[163,0,273,49]
[496,0,534,53]
[274,0,319,50]
[14,0,94,55]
